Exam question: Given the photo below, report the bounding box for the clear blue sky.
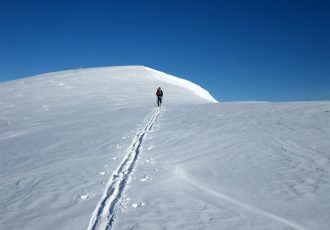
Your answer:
[1,0,329,101]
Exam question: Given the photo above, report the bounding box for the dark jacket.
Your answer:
[156,89,163,97]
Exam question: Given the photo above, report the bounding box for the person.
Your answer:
[156,87,163,107]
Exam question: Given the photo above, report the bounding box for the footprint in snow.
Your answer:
[119,197,130,212]
[132,202,145,208]
[140,175,150,182]
[146,159,157,164]
[80,194,89,200]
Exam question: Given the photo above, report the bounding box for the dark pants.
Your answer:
[157,96,162,107]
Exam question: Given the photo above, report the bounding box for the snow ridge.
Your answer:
[87,108,161,230]
[144,67,218,103]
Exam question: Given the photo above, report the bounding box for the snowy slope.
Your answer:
[0,66,215,230]
[1,66,329,230]
[115,102,330,230]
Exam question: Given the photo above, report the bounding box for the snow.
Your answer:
[1,66,329,230]
[144,67,218,103]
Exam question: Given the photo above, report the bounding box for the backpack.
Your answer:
[156,88,162,96]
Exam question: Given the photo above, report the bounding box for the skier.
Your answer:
[156,87,163,107]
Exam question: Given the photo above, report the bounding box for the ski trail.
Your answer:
[175,167,306,230]
[87,108,161,230]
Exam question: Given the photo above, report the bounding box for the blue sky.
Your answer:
[1,0,329,101]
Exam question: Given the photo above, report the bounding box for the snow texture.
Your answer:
[0,66,329,230]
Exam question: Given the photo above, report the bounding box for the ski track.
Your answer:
[175,167,306,230]
[87,108,161,230]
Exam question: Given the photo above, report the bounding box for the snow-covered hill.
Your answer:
[0,66,329,230]
[0,66,216,113]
